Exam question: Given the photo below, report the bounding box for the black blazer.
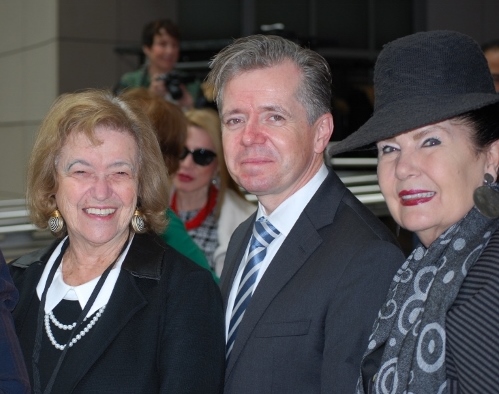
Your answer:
[10,233,225,394]
[220,169,405,394]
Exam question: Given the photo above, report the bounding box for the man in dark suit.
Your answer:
[206,34,405,393]
[0,250,30,393]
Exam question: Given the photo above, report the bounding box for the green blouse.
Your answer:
[160,209,218,282]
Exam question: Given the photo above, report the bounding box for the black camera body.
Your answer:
[158,71,183,100]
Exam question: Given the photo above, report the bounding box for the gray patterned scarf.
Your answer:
[357,205,499,393]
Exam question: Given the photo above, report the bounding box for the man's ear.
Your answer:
[313,113,334,154]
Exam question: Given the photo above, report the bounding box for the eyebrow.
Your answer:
[222,104,291,120]
[221,109,240,120]
[261,104,291,117]
[411,129,432,141]
[380,123,450,145]
[412,124,449,141]
[65,159,136,172]
[65,159,89,171]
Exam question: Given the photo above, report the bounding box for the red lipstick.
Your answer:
[398,189,435,206]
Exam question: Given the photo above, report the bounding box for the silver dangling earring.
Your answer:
[211,173,221,189]
[131,208,146,233]
[473,173,499,218]
[48,209,64,234]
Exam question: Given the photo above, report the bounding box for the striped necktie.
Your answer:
[226,217,280,360]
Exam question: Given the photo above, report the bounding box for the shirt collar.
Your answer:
[257,164,328,235]
[36,235,133,317]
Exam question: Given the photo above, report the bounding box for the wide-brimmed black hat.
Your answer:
[331,30,499,155]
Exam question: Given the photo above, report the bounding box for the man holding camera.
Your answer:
[115,19,196,110]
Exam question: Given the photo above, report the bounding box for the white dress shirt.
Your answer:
[225,164,328,338]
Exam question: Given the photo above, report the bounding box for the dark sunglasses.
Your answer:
[179,147,217,166]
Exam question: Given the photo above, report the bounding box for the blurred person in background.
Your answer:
[10,89,224,393]
[115,19,197,110]
[121,87,216,280]
[171,108,255,277]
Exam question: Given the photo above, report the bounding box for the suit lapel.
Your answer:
[225,169,345,376]
[225,216,324,375]
[220,213,255,309]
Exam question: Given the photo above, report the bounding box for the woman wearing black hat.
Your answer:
[332,30,499,394]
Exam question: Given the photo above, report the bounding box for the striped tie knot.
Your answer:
[249,217,280,252]
[226,217,280,360]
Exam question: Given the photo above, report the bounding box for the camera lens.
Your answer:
[164,73,183,100]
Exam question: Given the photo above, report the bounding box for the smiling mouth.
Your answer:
[399,191,435,206]
[85,208,116,216]
[400,192,435,200]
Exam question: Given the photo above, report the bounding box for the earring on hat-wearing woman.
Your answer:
[473,173,499,218]
[131,208,146,233]
[48,209,64,233]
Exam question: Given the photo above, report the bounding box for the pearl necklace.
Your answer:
[44,305,106,350]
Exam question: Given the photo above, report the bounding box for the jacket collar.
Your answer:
[12,233,166,392]
[12,232,165,280]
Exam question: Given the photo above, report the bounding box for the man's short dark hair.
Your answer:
[142,19,180,48]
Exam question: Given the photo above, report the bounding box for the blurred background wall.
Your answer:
[1,0,499,197]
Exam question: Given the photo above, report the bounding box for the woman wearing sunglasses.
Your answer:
[120,87,217,281]
[172,108,256,276]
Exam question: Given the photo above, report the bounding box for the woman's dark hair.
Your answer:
[482,39,499,53]
[454,102,499,151]
[142,19,180,48]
